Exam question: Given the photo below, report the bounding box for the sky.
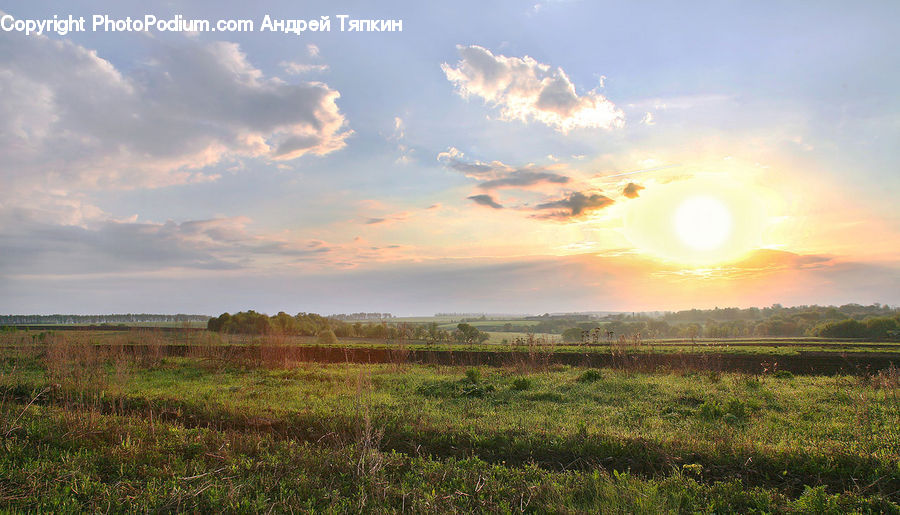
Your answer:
[1,0,898,315]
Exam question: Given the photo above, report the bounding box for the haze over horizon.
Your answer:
[1,1,898,315]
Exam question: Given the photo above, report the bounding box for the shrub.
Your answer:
[562,327,583,343]
[317,330,338,345]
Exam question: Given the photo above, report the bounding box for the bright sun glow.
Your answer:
[623,175,768,266]
[673,196,733,251]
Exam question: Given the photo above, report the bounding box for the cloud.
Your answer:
[307,43,320,57]
[623,182,645,198]
[0,205,430,278]
[437,147,570,190]
[391,116,414,164]
[280,61,329,74]
[437,147,502,177]
[641,112,655,125]
[358,200,435,226]
[6,250,896,315]
[0,214,333,276]
[0,32,351,196]
[532,191,614,220]
[468,194,504,209]
[442,45,624,133]
[363,211,410,226]
[479,170,570,190]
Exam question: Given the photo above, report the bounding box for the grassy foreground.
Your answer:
[0,341,898,512]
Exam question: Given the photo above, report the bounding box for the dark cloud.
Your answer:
[468,194,504,209]
[445,160,498,177]
[532,192,614,219]
[623,182,645,198]
[436,148,503,178]
[0,215,330,276]
[365,218,386,225]
[479,170,570,190]
[438,147,571,192]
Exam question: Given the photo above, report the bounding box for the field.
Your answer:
[0,329,898,512]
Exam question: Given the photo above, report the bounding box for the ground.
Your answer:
[0,329,898,512]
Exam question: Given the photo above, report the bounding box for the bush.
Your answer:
[562,327,583,343]
[464,368,482,384]
[317,330,338,345]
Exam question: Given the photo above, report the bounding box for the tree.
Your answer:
[455,323,489,344]
[317,329,338,345]
[562,327,583,343]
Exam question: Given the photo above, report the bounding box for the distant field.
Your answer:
[2,330,898,379]
[483,331,558,344]
[3,328,899,356]
[2,321,209,329]
[436,320,543,330]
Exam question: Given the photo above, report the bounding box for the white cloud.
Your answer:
[393,116,405,139]
[280,61,329,74]
[642,112,656,125]
[442,45,624,133]
[0,32,351,197]
[391,116,414,164]
[307,43,320,57]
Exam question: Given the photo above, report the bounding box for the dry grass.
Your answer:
[505,333,558,373]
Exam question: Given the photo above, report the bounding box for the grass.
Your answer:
[0,334,898,511]
[8,405,892,512]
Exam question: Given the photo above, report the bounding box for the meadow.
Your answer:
[0,329,898,512]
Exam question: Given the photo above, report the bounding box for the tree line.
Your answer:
[0,314,208,325]
[207,311,492,343]
[559,312,900,341]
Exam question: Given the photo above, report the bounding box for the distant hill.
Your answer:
[0,314,210,325]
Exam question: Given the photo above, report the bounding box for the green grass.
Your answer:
[437,320,542,330]
[6,405,893,512]
[1,342,898,511]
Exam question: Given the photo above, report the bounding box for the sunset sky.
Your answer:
[1,1,898,315]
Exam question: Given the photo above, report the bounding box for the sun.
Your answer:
[673,196,733,251]
[623,175,767,266]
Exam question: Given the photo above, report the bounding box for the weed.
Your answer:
[511,377,532,391]
[578,369,603,383]
[698,400,724,420]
